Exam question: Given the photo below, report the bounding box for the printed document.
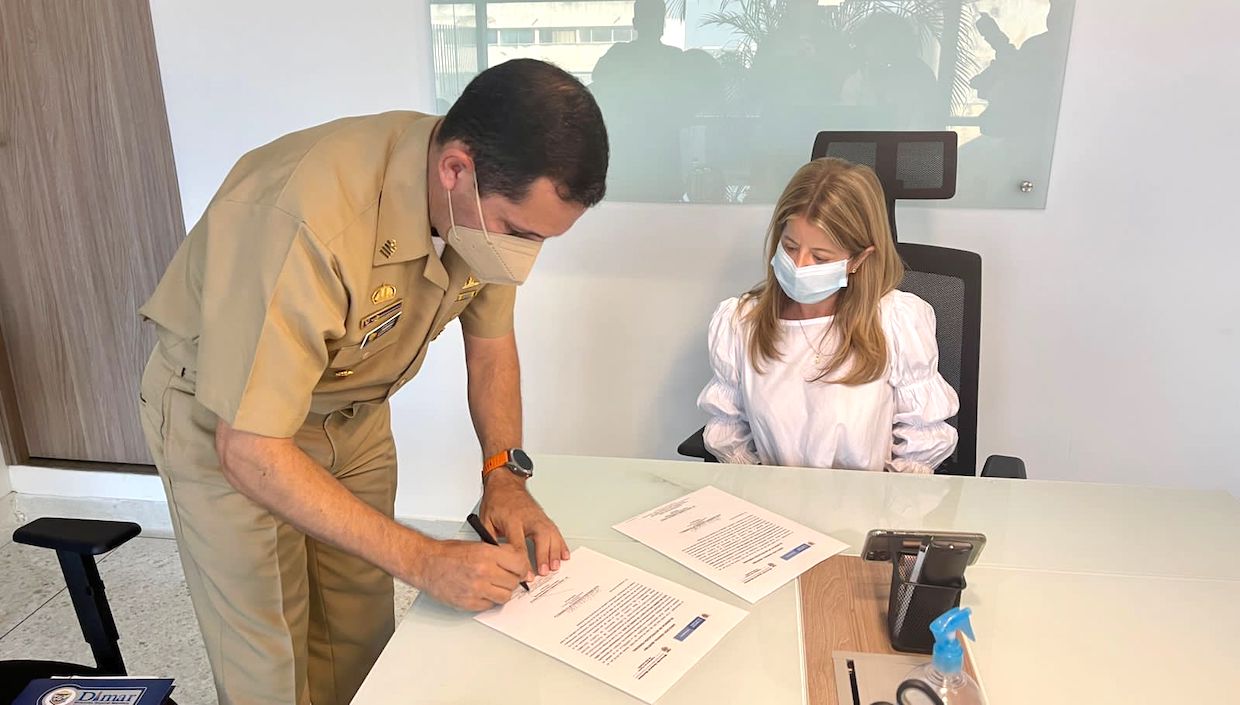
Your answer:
[613,486,848,603]
[474,547,746,703]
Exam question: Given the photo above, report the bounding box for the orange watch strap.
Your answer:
[482,449,511,479]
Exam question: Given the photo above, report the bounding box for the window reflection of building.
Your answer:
[431,1,641,97]
[487,27,635,46]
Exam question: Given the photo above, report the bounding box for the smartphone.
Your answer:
[861,529,986,566]
[918,540,972,587]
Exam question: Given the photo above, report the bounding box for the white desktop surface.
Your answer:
[353,455,1240,704]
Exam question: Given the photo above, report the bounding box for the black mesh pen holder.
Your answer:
[886,548,967,653]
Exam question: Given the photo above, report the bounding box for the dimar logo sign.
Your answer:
[40,686,146,705]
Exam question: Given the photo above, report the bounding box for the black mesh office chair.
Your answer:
[679,132,1025,479]
[0,519,176,704]
[891,240,1014,477]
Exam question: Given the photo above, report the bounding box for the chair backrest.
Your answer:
[810,131,958,241]
[895,243,981,476]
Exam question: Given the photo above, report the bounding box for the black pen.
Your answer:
[467,513,530,592]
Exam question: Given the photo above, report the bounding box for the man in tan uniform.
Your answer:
[137,60,608,705]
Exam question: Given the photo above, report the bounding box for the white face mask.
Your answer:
[445,173,543,286]
[771,245,849,305]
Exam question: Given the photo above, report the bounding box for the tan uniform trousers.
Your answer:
[139,344,397,705]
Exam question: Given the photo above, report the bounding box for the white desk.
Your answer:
[354,456,1240,704]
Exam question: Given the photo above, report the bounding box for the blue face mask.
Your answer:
[771,246,849,305]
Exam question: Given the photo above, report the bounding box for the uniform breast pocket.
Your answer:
[327,332,402,370]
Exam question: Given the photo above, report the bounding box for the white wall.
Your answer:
[149,0,437,223]
[0,454,11,498]
[151,0,1240,520]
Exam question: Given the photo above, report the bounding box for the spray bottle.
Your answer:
[898,607,983,705]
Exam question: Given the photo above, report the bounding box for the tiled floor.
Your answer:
[0,533,419,705]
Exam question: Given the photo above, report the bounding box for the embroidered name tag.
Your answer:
[361,300,402,329]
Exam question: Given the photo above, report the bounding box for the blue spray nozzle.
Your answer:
[929,607,975,674]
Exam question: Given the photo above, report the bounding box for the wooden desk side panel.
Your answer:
[799,556,982,705]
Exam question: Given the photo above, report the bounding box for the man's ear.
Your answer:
[436,142,475,192]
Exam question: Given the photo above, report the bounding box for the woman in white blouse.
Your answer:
[698,158,959,472]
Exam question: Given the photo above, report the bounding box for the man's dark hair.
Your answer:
[438,59,609,207]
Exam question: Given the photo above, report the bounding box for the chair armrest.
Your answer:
[13,518,141,555]
[980,455,1027,480]
[677,427,719,463]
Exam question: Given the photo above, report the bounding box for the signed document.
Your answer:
[474,547,746,703]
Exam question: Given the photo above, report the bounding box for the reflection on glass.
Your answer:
[591,0,727,201]
[430,3,479,114]
[428,0,1073,209]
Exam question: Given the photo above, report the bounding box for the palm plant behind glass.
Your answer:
[697,0,985,117]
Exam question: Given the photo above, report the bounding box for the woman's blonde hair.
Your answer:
[742,158,905,385]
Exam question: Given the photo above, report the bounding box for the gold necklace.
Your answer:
[796,318,826,366]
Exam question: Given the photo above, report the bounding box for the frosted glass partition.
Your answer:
[429,0,1074,208]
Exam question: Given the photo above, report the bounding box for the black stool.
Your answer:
[0,518,176,704]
